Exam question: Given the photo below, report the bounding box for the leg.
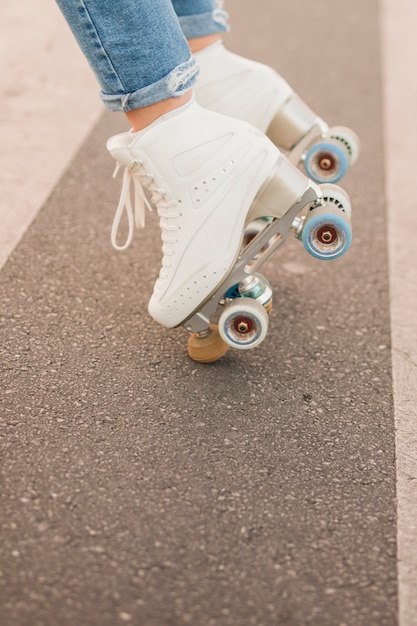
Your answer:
[171,0,227,52]
[55,0,197,119]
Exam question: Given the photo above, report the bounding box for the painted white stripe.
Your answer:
[0,0,102,269]
[381,0,417,623]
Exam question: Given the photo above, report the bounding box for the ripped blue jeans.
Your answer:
[55,0,228,111]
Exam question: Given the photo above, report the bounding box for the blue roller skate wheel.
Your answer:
[304,141,349,184]
[302,210,352,260]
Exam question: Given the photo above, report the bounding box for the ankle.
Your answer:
[187,33,222,53]
[125,92,193,132]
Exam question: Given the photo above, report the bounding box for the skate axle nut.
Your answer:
[234,317,253,334]
[317,225,337,244]
[318,154,335,171]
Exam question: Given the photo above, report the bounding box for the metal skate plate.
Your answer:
[183,183,320,334]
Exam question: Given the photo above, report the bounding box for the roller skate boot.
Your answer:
[194,42,360,185]
[107,100,290,328]
[107,100,352,362]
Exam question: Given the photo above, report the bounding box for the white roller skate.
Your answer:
[194,42,360,185]
[186,171,352,363]
[107,100,352,362]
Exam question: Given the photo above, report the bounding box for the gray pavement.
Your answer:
[0,1,403,624]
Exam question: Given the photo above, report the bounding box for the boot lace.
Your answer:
[111,161,179,259]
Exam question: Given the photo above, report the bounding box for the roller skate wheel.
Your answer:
[187,325,229,363]
[302,206,352,260]
[319,183,352,218]
[328,126,361,166]
[304,139,349,184]
[219,299,269,350]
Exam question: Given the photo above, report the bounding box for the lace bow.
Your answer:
[110,162,153,251]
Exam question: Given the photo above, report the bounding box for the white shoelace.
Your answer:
[111,160,179,255]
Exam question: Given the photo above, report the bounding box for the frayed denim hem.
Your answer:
[101,57,199,112]
[177,6,229,39]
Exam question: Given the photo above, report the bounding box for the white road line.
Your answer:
[381,0,417,623]
[0,0,102,270]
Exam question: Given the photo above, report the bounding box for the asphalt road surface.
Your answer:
[1,1,415,624]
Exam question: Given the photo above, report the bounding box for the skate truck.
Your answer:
[184,152,354,364]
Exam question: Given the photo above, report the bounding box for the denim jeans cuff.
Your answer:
[100,57,199,112]
[178,9,229,39]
